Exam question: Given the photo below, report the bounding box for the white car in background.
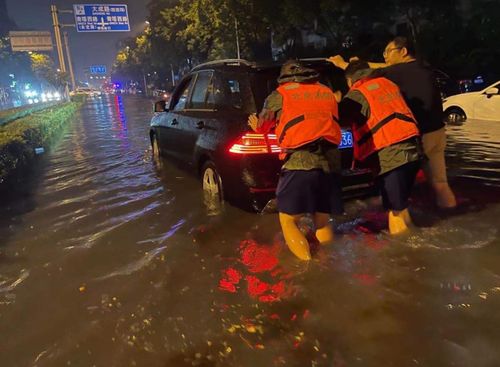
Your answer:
[443,81,500,123]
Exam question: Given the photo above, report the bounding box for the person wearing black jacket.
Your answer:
[329,36,457,210]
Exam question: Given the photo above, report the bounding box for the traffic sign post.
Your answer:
[48,4,131,93]
[73,4,130,32]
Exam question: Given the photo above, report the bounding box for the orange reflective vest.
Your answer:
[350,77,419,161]
[276,82,341,157]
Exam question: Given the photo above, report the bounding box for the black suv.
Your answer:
[150,58,372,211]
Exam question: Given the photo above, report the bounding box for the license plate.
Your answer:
[339,131,353,149]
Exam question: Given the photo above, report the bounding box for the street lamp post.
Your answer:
[63,31,76,91]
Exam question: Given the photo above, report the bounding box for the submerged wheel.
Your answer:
[445,108,466,124]
[201,161,224,214]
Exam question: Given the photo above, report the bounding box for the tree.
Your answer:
[30,53,68,89]
[0,37,33,87]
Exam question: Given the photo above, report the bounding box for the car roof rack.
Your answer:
[191,59,255,71]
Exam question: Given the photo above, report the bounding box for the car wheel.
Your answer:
[445,108,466,124]
[151,134,162,166]
[201,161,224,215]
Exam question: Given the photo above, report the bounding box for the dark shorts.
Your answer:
[276,169,344,215]
[377,161,420,211]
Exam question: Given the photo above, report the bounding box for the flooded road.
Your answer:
[1,96,499,367]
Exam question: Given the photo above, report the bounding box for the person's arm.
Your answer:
[367,62,388,69]
[338,90,370,128]
[328,55,388,70]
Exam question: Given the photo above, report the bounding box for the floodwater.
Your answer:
[0,96,499,367]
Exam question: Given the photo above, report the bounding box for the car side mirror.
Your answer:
[485,87,498,98]
[154,100,167,112]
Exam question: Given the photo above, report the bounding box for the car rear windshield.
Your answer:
[251,63,346,111]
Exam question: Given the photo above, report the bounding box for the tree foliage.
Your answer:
[0,37,33,87]
[29,53,68,89]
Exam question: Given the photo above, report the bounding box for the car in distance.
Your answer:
[150,58,372,211]
[72,87,102,97]
[443,81,500,123]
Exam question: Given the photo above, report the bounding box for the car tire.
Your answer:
[151,134,162,167]
[201,161,224,214]
[444,107,466,125]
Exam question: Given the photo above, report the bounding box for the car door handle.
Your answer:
[196,121,205,129]
[171,119,178,126]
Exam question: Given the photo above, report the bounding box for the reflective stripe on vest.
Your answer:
[278,113,340,144]
[351,77,419,161]
[276,82,341,150]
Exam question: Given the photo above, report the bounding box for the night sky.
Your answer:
[6,0,148,81]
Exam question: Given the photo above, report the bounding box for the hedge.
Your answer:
[0,100,83,183]
[0,101,61,127]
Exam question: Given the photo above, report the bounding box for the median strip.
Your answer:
[0,97,84,184]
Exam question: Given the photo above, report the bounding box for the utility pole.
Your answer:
[234,18,241,59]
[51,5,66,73]
[63,31,76,91]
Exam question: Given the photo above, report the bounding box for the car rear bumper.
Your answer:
[220,154,282,194]
[220,154,374,204]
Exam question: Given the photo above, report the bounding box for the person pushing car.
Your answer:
[329,36,457,211]
[248,60,343,261]
[339,60,422,234]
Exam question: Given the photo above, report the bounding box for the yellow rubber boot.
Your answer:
[314,213,334,245]
[388,210,409,235]
[400,208,413,227]
[315,226,334,245]
[279,213,311,261]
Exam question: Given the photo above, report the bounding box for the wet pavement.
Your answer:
[0,95,499,367]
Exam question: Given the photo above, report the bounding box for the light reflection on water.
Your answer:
[0,98,499,366]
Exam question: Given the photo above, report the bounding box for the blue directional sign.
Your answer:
[73,4,130,32]
[90,65,107,74]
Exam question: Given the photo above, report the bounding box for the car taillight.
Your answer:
[229,133,281,154]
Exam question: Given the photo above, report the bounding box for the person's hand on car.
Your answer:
[248,113,259,132]
[328,55,348,70]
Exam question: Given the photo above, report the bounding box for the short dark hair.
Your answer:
[391,36,416,57]
[345,60,370,79]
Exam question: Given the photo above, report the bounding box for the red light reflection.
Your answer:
[218,239,293,303]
